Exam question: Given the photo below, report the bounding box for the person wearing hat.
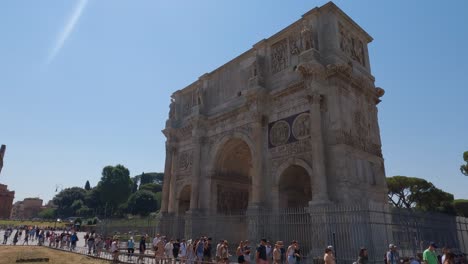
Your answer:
[423,242,438,264]
[273,241,283,264]
[386,244,399,264]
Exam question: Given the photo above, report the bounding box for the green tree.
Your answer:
[154,173,164,185]
[127,190,159,216]
[84,187,102,214]
[139,183,162,193]
[387,176,454,212]
[52,187,86,217]
[76,206,92,217]
[454,199,468,216]
[97,164,133,215]
[155,191,162,209]
[85,180,91,191]
[38,208,56,219]
[133,172,164,186]
[461,151,468,176]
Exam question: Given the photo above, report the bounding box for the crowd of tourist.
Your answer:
[1,226,467,264]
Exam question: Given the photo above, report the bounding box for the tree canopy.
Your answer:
[387,176,454,213]
[127,190,159,216]
[454,199,468,216]
[139,183,162,193]
[97,164,133,213]
[52,187,86,217]
[461,151,468,176]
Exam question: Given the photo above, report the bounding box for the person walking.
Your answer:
[137,235,146,264]
[324,247,336,264]
[256,239,268,264]
[179,239,187,264]
[22,233,29,245]
[70,232,78,251]
[127,237,135,261]
[423,242,438,264]
[88,234,95,255]
[173,239,181,260]
[357,248,368,264]
[286,241,297,264]
[273,241,283,264]
[237,241,246,263]
[386,244,399,264]
[443,252,454,264]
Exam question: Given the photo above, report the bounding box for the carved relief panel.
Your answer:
[268,111,310,148]
[217,185,249,213]
[338,22,365,66]
[178,150,193,172]
[271,38,289,74]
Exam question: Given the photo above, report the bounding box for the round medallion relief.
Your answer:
[292,113,311,140]
[270,120,290,147]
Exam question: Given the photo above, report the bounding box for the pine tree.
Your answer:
[85,180,91,191]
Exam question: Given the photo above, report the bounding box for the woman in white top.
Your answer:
[165,240,174,258]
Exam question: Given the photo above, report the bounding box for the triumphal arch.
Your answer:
[160,2,387,240]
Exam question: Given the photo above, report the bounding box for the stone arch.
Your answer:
[177,185,191,215]
[210,134,254,215]
[209,131,257,172]
[276,158,313,208]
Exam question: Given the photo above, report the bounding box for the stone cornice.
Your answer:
[270,81,305,99]
[319,2,373,43]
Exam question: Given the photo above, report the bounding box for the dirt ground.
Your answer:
[0,246,110,264]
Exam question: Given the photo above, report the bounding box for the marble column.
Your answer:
[307,92,330,204]
[249,116,264,207]
[298,49,330,205]
[161,144,174,213]
[189,121,203,210]
[167,147,177,213]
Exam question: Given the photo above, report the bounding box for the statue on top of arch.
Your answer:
[0,145,6,175]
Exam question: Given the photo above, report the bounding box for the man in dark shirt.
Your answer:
[204,237,213,262]
[173,239,181,259]
[257,238,268,264]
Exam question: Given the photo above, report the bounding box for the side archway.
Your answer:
[276,158,313,208]
[177,185,191,215]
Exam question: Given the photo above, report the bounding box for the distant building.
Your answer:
[0,184,14,219]
[10,197,43,219]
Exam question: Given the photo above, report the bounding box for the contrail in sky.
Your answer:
[45,0,89,65]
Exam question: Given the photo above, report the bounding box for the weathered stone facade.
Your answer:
[0,184,14,219]
[161,2,387,237]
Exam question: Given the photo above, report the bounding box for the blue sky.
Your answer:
[1,0,467,203]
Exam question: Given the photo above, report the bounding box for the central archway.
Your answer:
[213,138,253,215]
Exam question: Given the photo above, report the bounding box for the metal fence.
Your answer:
[99,204,468,264]
[97,217,159,239]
